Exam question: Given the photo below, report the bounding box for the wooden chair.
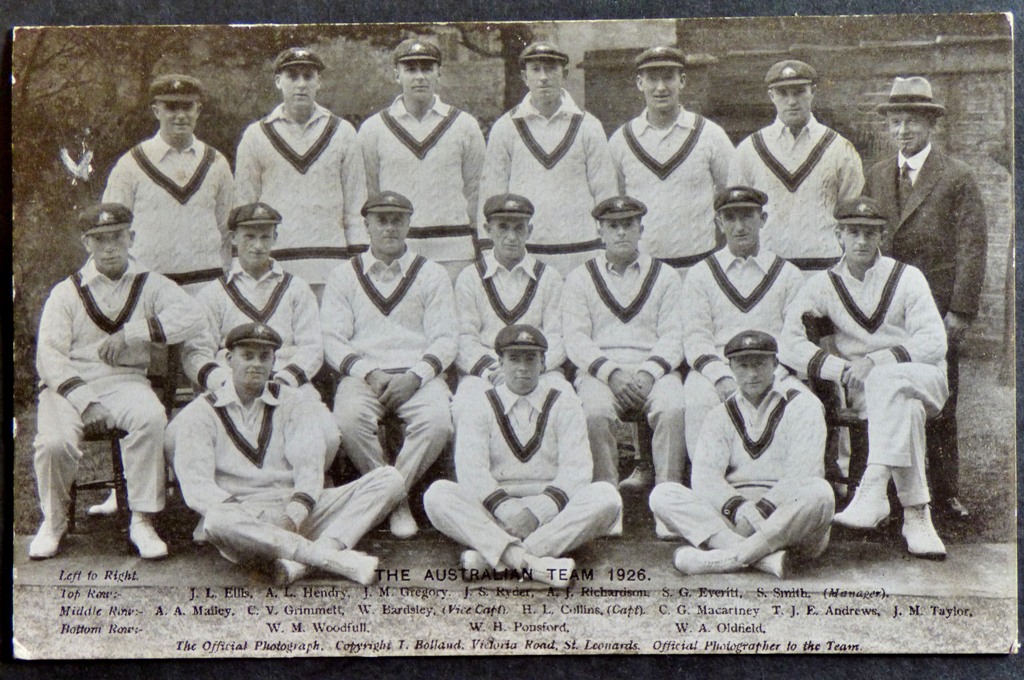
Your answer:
[66,344,184,551]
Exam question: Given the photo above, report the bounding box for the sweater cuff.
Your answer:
[58,378,98,414]
[200,364,231,392]
[470,355,496,377]
[587,357,619,384]
[641,357,671,380]
[410,354,444,382]
[808,349,846,382]
[721,495,746,523]
[279,364,309,387]
[699,356,731,385]
[340,355,371,380]
[754,497,777,519]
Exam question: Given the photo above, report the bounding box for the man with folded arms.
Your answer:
[321,191,456,539]
[780,197,949,559]
[425,325,621,589]
[103,74,234,292]
[650,330,833,578]
[479,42,616,276]
[358,38,485,281]
[30,203,205,560]
[452,193,567,423]
[235,47,367,288]
[608,45,734,272]
[172,322,404,585]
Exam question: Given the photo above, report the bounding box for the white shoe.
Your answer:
[29,519,67,560]
[902,504,947,560]
[129,517,168,560]
[460,548,507,577]
[672,547,743,575]
[654,517,680,540]
[523,554,575,588]
[834,465,891,529]
[316,549,379,585]
[388,499,418,539]
[272,559,311,586]
[752,550,789,579]
[618,464,653,493]
[605,511,623,537]
[87,491,118,516]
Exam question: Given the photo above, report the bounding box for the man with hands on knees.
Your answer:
[321,191,457,539]
[30,203,205,560]
[650,330,833,578]
[561,196,686,530]
[779,197,950,560]
[171,322,404,586]
[425,325,621,589]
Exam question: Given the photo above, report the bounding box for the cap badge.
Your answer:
[782,66,796,77]
[97,211,112,224]
[253,205,268,218]
[295,50,308,57]
[505,200,518,209]
[254,325,268,336]
[857,202,869,213]
[172,80,182,90]
[517,331,533,342]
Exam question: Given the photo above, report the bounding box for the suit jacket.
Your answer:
[864,149,988,318]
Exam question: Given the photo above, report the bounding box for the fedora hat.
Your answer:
[877,76,946,116]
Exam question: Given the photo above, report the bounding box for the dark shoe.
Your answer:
[934,497,970,520]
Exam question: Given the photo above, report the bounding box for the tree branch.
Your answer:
[455,25,499,58]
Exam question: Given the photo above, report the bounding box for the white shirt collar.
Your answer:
[149,133,199,159]
[633,107,693,135]
[228,258,284,284]
[768,113,823,141]
[714,247,776,272]
[265,102,331,126]
[495,383,550,415]
[483,252,538,280]
[211,380,281,408]
[513,90,583,120]
[898,143,932,171]
[834,252,893,281]
[361,247,418,276]
[388,95,450,119]
[735,377,786,412]
[598,251,648,276]
[78,256,143,288]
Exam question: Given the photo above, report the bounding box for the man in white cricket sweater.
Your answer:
[608,46,734,271]
[779,197,949,559]
[103,75,234,291]
[178,202,336,470]
[681,186,807,457]
[650,330,833,578]
[321,191,457,539]
[729,60,864,272]
[478,42,616,276]
[358,38,486,281]
[425,325,621,589]
[452,193,568,423]
[234,47,367,288]
[30,203,206,560]
[562,196,686,529]
[172,322,404,586]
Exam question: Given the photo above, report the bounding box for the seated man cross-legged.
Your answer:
[780,197,949,560]
[425,324,622,589]
[650,330,834,578]
[172,322,404,585]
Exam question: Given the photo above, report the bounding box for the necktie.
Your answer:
[898,163,914,213]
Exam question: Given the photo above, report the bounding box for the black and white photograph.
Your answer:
[8,12,1017,659]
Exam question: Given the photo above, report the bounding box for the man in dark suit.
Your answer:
[864,76,988,519]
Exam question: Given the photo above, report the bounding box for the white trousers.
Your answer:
[576,369,685,484]
[424,480,622,568]
[333,376,452,494]
[858,363,948,507]
[203,466,404,566]
[34,380,168,522]
[649,478,834,561]
[683,366,809,455]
